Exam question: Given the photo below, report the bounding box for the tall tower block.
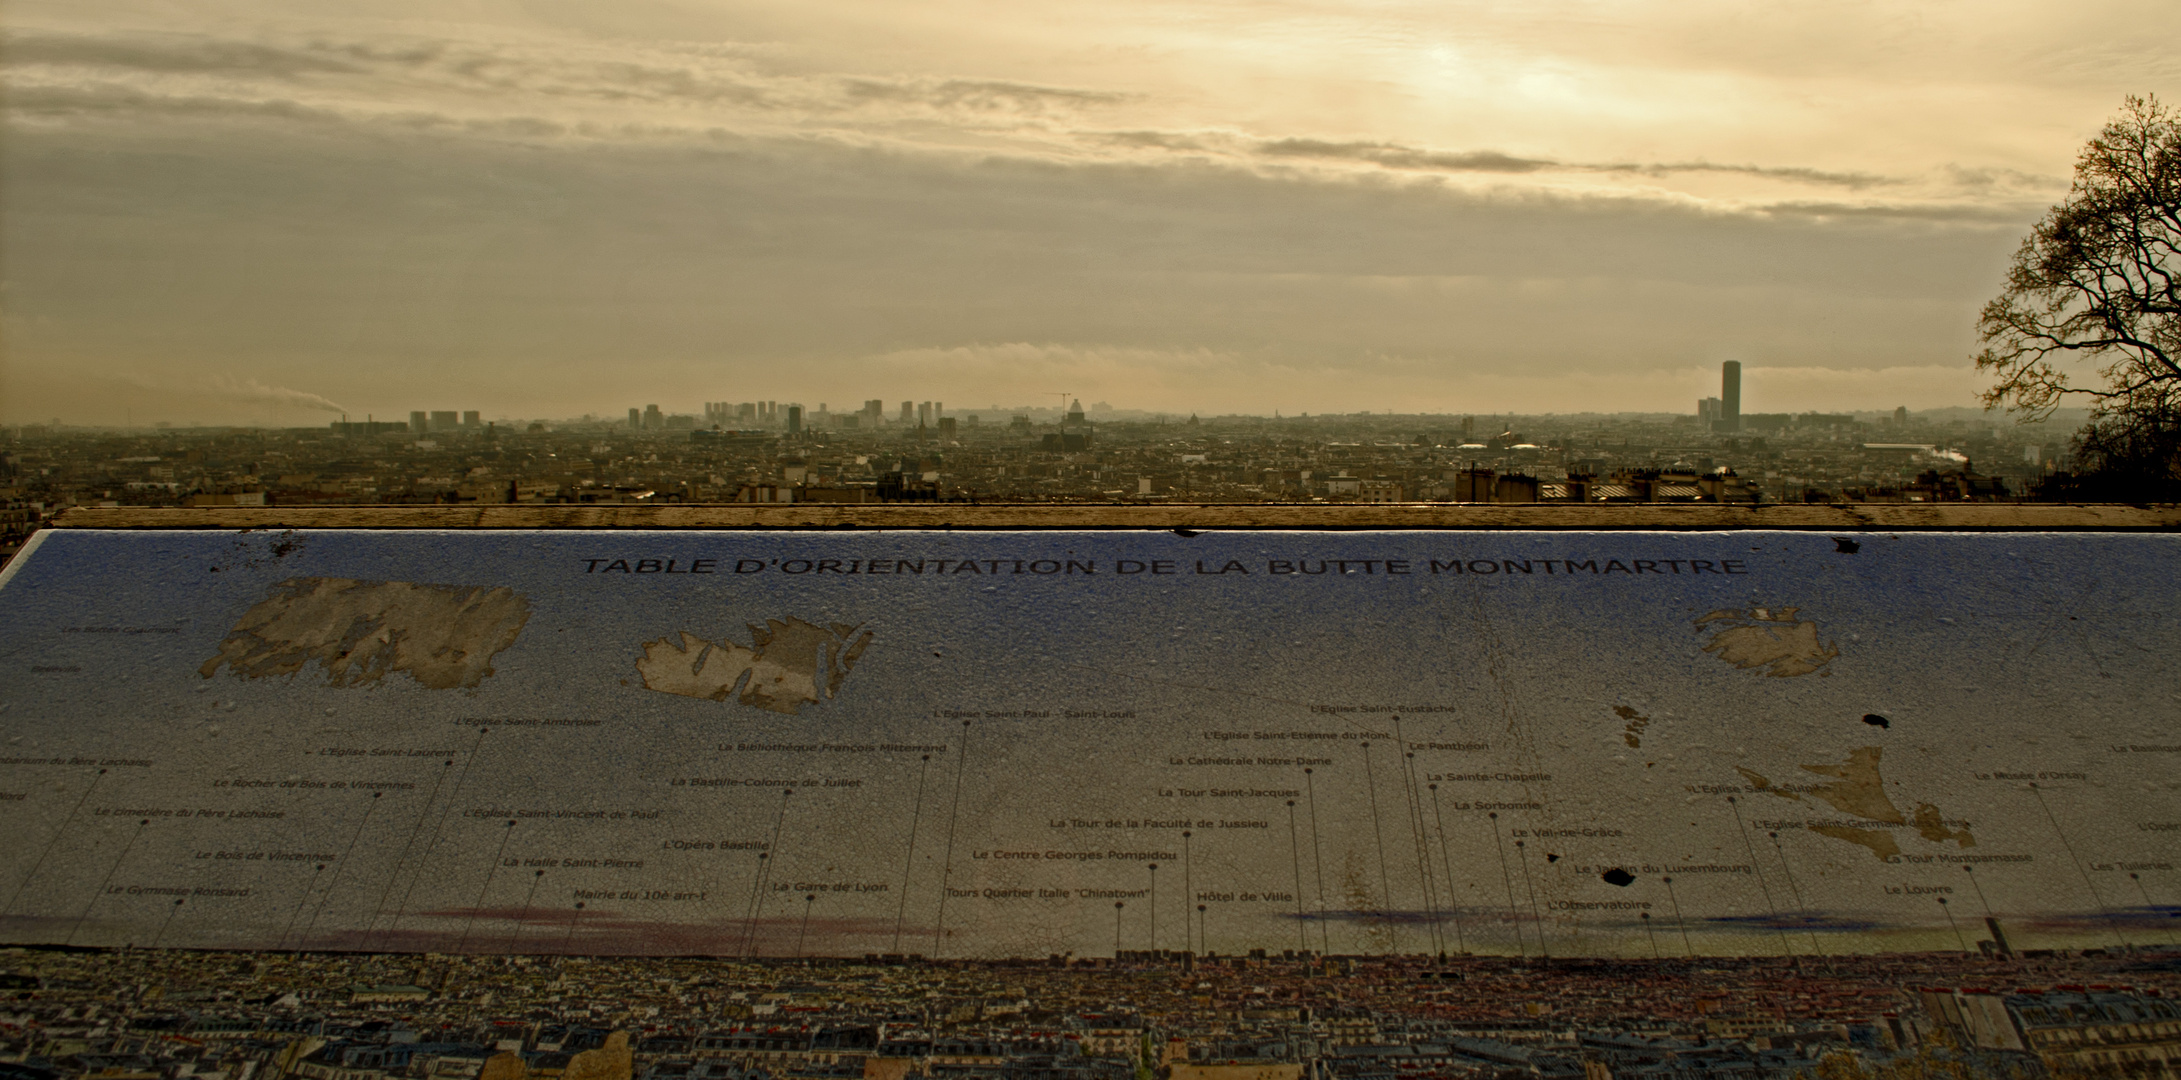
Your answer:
[1720,361,1742,432]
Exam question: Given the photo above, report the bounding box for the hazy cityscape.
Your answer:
[0,366,2085,566]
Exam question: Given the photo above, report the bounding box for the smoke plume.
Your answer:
[212,375,346,413]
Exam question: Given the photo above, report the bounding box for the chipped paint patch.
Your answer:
[636,617,873,715]
[200,577,530,690]
[1696,606,1840,677]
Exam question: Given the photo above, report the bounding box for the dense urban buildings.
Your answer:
[3,943,2178,1080]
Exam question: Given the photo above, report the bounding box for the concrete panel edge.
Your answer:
[47,503,2181,531]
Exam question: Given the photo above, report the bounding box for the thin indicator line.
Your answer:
[388,728,490,938]
[1429,785,1468,955]
[301,792,385,950]
[746,790,793,957]
[1513,839,1549,961]
[509,870,546,955]
[149,898,185,951]
[891,754,932,952]
[367,759,453,948]
[277,864,327,952]
[1662,876,1695,958]
[1488,812,1523,957]
[1726,797,1793,960]
[1360,740,1394,952]
[1303,768,1330,954]
[3,767,107,919]
[932,720,972,956]
[67,818,149,947]
[1768,832,1826,962]
[2031,782,2131,952]
[1938,897,1969,955]
[456,820,518,954]
[1286,802,1308,954]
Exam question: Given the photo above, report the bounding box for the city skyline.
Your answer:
[0,393,2085,437]
[1,370,2040,432]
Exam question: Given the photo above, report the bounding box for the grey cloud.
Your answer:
[372,111,570,138]
[2,27,779,114]
[1254,136,1901,189]
[4,27,1124,124]
[577,62,775,108]
[1755,200,2031,224]
[1941,163,2064,191]
[4,83,347,125]
[1092,131,1212,151]
[0,27,1948,207]
[1258,139,1553,173]
[4,80,581,156]
[300,39,450,67]
[1,48,1956,226]
[2,30,366,78]
[1607,162,1897,189]
[422,58,1117,118]
[380,47,779,109]
[460,116,569,138]
[839,78,1130,114]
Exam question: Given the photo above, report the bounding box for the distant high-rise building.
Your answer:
[917,402,932,427]
[462,411,481,429]
[900,401,915,425]
[1720,361,1742,432]
[864,400,884,426]
[1698,397,1721,424]
[629,408,641,430]
[934,401,943,419]
[411,411,429,433]
[1895,405,1909,426]
[787,405,803,434]
[430,410,458,432]
[644,404,663,429]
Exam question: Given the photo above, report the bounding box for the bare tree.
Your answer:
[1976,96,2179,422]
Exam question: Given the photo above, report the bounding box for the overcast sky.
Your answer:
[4,0,2176,425]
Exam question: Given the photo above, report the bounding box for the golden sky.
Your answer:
[4,0,2176,421]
